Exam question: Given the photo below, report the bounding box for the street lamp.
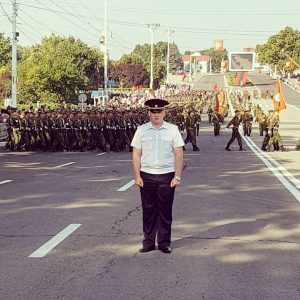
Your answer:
[147,23,160,90]
[165,29,174,84]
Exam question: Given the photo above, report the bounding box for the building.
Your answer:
[182,52,211,82]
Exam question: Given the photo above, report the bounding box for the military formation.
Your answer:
[4,109,148,152]
[2,90,228,152]
[229,91,287,152]
[2,88,299,153]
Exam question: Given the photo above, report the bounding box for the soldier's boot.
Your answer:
[225,146,231,151]
[183,146,186,151]
[266,145,272,152]
[193,145,200,152]
[279,145,287,152]
[239,147,246,151]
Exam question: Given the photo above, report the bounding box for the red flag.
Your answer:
[213,83,219,91]
[273,79,286,111]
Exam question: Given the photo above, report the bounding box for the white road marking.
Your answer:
[29,224,81,258]
[97,152,107,156]
[117,180,135,192]
[53,162,75,169]
[0,180,12,185]
[287,104,300,111]
[227,96,300,202]
[244,136,300,202]
[282,81,300,95]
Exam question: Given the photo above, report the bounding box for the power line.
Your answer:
[0,2,11,22]
[78,0,99,21]
[48,0,101,34]
[18,7,60,35]
[33,0,99,39]
[16,26,39,44]
[108,6,300,16]
[17,14,46,37]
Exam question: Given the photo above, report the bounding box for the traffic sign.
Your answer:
[78,94,87,103]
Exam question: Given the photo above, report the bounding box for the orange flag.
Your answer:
[213,83,219,91]
[273,79,286,111]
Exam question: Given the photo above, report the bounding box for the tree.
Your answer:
[256,26,300,73]
[18,34,103,105]
[120,41,183,88]
[0,66,11,101]
[109,64,149,88]
[200,48,228,72]
[0,33,11,69]
[169,42,183,73]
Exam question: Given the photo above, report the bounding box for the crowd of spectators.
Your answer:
[281,74,300,92]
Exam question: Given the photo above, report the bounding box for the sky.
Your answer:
[1,0,300,60]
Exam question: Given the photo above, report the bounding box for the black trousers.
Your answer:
[226,127,242,148]
[140,171,175,248]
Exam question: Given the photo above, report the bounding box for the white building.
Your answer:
[182,52,211,79]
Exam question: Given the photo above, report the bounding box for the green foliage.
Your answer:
[18,34,103,106]
[109,63,149,88]
[0,66,11,101]
[225,73,253,87]
[256,26,300,72]
[200,48,228,72]
[0,33,11,69]
[119,41,183,88]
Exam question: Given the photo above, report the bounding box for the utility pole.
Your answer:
[165,29,174,84]
[103,0,108,104]
[209,57,212,75]
[12,0,18,107]
[147,23,160,90]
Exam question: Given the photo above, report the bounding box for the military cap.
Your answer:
[144,98,169,112]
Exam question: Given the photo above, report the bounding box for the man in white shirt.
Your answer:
[131,98,184,254]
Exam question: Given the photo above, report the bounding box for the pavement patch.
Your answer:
[29,224,81,258]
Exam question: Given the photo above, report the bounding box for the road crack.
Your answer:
[111,205,141,235]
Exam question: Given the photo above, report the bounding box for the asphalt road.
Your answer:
[1,75,300,300]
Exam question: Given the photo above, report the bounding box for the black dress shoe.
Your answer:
[239,148,246,151]
[139,245,155,253]
[158,246,172,253]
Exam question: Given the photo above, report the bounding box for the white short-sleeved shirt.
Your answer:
[131,121,185,174]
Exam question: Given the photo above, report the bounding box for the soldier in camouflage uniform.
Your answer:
[266,111,286,152]
[242,110,254,136]
[211,109,221,136]
[184,110,200,151]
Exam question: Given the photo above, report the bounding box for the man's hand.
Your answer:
[135,176,144,187]
[170,178,181,188]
